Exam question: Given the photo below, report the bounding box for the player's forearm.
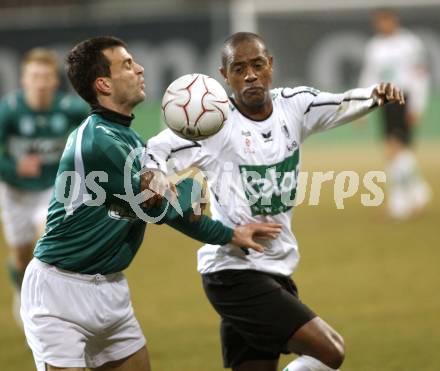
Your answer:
[147,177,233,245]
[165,214,233,245]
[303,85,378,136]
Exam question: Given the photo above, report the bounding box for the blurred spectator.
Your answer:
[0,48,88,326]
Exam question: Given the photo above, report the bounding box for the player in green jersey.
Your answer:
[0,48,88,325]
[20,36,281,371]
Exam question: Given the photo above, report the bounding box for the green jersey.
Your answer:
[35,107,233,275]
[0,90,88,190]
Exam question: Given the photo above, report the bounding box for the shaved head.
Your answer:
[221,32,269,69]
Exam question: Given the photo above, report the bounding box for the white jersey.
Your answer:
[359,29,429,116]
[144,86,377,276]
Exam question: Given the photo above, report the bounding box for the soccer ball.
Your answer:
[162,73,229,141]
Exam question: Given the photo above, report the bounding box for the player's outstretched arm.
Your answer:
[300,82,405,141]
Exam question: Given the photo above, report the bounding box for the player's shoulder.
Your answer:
[88,114,119,138]
[271,86,320,102]
[57,92,88,112]
[0,90,22,112]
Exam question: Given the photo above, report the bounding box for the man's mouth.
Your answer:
[244,86,264,95]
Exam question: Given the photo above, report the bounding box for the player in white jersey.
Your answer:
[359,9,431,219]
[144,32,404,371]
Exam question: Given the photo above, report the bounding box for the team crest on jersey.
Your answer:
[243,137,255,154]
[287,140,298,152]
[19,116,35,135]
[239,150,300,216]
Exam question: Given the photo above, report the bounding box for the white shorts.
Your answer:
[0,183,52,247]
[21,258,146,370]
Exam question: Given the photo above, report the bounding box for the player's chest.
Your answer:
[227,114,300,164]
[12,111,70,137]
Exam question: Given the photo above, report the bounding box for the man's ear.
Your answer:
[95,77,112,96]
[219,66,229,85]
[268,55,273,70]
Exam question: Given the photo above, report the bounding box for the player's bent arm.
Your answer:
[148,178,281,250]
[144,128,204,174]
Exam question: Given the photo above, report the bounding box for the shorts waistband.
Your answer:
[31,258,124,284]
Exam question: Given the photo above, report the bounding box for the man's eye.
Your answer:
[233,67,243,73]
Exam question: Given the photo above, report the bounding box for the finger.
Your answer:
[386,85,395,101]
[245,241,264,253]
[256,233,279,240]
[254,225,283,234]
[399,90,406,105]
[254,223,283,229]
[378,82,386,95]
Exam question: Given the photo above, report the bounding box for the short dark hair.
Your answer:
[66,36,126,105]
[221,32,269,68]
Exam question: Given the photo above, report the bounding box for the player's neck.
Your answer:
[25,93,54,111]
[98,97,134,117]
[237,100,273,121]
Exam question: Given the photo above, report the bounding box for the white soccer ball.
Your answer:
[162,73,229,141]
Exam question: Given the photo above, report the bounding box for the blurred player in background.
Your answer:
[145,32,405,371]
[359,8,431,219]
[0,48,88,325]
[20,36,279,371]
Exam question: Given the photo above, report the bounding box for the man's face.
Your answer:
[103,46,145,107]
[21,62,59,102]
[220,39,273,111]
[373,13,398,36]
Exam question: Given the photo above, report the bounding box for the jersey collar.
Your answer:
[90,105,134,127]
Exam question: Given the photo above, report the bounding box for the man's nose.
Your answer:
[244,67,257,82]
[135,62,144,74]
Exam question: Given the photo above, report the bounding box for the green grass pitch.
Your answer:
[0,99,439,370]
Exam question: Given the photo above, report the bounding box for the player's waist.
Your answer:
[31,258,125,284]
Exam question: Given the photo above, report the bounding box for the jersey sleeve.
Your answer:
[0,98,17,176]
[90,129,233,246]
[292,85,378,142]
[143,124,228,174]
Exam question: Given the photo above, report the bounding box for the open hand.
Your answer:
[372,82,405,106]
[231,223,283,253]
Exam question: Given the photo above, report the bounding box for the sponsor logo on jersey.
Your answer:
[239,149,300,216]
[8,136,66,163]
[241,130,251,137]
